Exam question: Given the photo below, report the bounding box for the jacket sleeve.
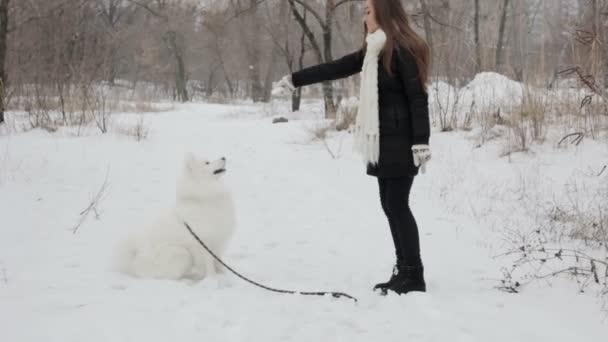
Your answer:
[396,46,430,145]
[291,48,365,88]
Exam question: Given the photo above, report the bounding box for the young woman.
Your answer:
[273,0,431,295]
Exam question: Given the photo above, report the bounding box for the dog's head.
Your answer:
[176,153,230,202]
[183,153,227,179]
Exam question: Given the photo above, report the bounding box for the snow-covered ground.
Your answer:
[1,99,607,342]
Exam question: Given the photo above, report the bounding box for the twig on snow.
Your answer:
[73,167,111,234]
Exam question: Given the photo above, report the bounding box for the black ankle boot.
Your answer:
[387,265,426,295]
[373,264,401,294]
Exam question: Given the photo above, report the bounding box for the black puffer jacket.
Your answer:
[291,45,430,177]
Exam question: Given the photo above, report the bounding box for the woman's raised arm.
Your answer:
[291,48,366,88]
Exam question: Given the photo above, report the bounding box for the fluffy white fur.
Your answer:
[115,153,235,281]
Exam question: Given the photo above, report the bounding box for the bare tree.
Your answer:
[418,0,434,61]
[496,0,511,71]
[126,0,190,102]
[200,13,235,98]
[244,0,264,102]
[96,0,132,85]
[0,0,8,124]
[473,0,481,73]
[287,0,364,119]
[261,0,284,102]
[3,0,608,114]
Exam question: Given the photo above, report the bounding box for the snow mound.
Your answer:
[464,72,524,98]
[428,72,530,127]
[461,72,524,113]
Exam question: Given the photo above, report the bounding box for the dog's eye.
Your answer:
[205,162,210,165]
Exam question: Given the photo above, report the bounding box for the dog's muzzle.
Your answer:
[214,168,226,175]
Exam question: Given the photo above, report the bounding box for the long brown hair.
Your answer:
[362,0,431,87]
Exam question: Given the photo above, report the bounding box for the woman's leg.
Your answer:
[377,178,404,264]
[381,176,426,294]
[382,176,422,267]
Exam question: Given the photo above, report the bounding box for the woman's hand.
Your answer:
[271,74,295,96]
[412,144,431,174]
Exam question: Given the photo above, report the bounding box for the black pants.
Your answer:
[378,176,422,267]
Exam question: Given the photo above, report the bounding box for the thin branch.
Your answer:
[125,0,167,21]
[322,137,337,159]
[7,0,83,34]
[334,0,364,9]
[73,167,110,234]
[558,132,584,147]
[228,0,267,20]
[424,11,464,32]
[288,0,323,62]
[290,0,325,27]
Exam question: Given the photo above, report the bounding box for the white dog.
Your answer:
[115,153,235,281]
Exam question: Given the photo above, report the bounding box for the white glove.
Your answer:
[412,144,431,174]
[271,74,296,96]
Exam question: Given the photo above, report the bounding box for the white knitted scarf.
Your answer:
[353,28,387,165]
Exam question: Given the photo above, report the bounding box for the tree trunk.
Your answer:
[165,30,189,102]
[591,0,607,89]
[0,0,8,124]
[604,28,608,89]
[419,0,434,54]
[288,0,338,119]
[246,0,264,102]
[602,0,608,88]
[495,0,511,71]
[549,0,582,88]
[107,48,118,85]
[473,0,481,73]
[603,0,608,88]
[262,41,280,102]
[512,0,524,81]
[321,1,337,119]
[210,33,234,98]
[206,66,216,98]
[293,20,307,112]
[101,0,123,85]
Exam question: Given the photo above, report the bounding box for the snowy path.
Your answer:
[0,103,606,341]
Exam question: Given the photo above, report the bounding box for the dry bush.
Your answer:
[581,99,608,140]
[499,88,551,156]
[548,178,608,246]
[335,97,358,131]
[521,89,549,142]
[431,80,461,132]
[501,116,529,156]
[308,121,335,141]
[469,106,508,147]
[113,114,149,142]
[23,101,57,133]
[17,84,100,133]
[206,93,237,105]
[305,120,344,160]
[492,164,608,307]
[496,235,607,299]
[117,100,170,113]
[84,84,112,134]
[484,175,607,316]
[10,81,170,134]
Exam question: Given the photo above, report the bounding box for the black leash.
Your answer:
[184,222,358,303]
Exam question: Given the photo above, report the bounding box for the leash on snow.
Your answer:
[184,222,358,303]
